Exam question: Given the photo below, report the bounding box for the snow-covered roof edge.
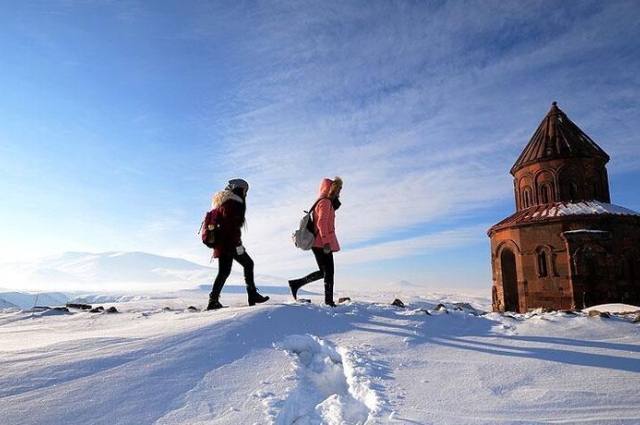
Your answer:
[488,200,640,235]
[552,200,640,217]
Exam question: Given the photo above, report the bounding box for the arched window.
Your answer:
[586,180,597,200]
[540,183,552,204]
[568,181,578,201]
[559,167,580,202]
[537,250,548,277]
[523,188,531,208]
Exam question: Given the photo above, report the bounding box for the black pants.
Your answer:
[289,247,334,302]
[312,247,334,286]
[211,251,255,296]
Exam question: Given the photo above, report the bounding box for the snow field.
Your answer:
[1,290,639,424]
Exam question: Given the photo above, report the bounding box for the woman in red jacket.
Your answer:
[288,177,343,306]
[207,179,269,310]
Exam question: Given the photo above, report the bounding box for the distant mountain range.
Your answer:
[0,251,216,293]
[0,291,70,310]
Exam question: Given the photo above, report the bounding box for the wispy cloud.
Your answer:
[339,223,491,266]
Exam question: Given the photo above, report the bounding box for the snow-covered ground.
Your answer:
[1,285,639,425]
[1,252,639,424]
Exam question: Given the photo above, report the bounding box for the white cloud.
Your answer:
[339,224,490,266]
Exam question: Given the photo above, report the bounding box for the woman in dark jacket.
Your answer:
[207,179,269,310]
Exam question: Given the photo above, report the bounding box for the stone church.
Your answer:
[488,102,640,313]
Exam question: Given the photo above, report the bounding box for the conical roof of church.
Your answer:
[510,102,609,175]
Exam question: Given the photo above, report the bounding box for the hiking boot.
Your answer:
[324,282,335,307]
[206,294,224,310]
[248,289,270,306]
[288,280,302,300]
[206,299,225,310]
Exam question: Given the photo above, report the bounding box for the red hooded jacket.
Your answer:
[313,178,341,252]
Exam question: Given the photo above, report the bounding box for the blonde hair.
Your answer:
[328,176,343,198]
[211,191,226,209]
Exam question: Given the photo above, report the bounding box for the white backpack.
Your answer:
[292,198,326,250]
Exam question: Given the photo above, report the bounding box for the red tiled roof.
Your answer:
[489,200,640,233]
[510,102,609,175]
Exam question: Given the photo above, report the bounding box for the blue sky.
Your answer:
[1,0,640,292]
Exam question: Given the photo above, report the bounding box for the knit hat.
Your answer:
[226,178,249,193]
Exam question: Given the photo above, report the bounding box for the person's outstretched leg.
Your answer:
[288,248,325,299]
[288,271,324,299]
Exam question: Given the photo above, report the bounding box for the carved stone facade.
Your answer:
[488,103,640,312]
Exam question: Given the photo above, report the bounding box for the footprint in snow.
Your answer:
[272,334,380,424]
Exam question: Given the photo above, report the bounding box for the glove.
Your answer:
[323,244,331,254]
[236,245,245,255]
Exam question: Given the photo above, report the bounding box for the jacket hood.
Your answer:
[318,176,343,199]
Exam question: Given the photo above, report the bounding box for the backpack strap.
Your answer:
[307,197,329,218]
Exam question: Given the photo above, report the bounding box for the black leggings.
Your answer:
[211,251,255,296]
[313,247,334,285]
[291,247,334,286]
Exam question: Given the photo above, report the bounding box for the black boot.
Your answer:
[206,293,224,310]
[247,288,270,306]
[324,282,336,307]
[288,270,324,300]
[288,279,304,300]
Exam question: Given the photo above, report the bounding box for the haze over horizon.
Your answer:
[1,1,639,292]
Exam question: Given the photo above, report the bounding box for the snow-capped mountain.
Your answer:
[0,251,215,292]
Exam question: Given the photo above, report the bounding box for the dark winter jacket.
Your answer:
[211,190,245,258]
